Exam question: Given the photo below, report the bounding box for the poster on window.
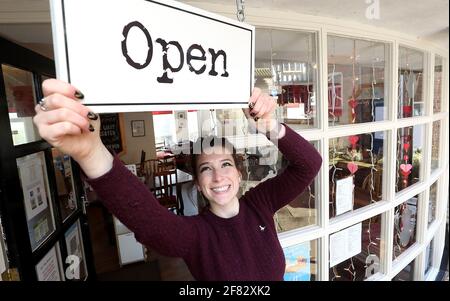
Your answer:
[49,0,254,112]
[65,222,87,280]
[17,155,49,220]
[283,242,311,281]
[335,176,354,216]
[17,152,56,251]
[329,223,362,267]
[35,246,62,281]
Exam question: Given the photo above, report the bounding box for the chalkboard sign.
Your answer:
[100,113,124,154]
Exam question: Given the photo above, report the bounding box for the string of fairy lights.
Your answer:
[394,49,422,259]
[364,57,380,272]
[329,38,381,281]
[343,41,358,281]
[329,39,342,280]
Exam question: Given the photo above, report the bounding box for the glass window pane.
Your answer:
[65,221,88,280]
[431,120,440,172]
[392,259,415,281]
[283,239,318,281]
[274,142,319,232]
[328,36,388,126]
[329,215,382,281]
[256,28,318,130]
[425,240,434,274]
[428,181,438,226]
[51,148,78,221]
[398,46,425,118]
[2,64,41,145]
[393,196,418,259]
[329,131,385,218]
[17,152,56,251]
[396,125,424,193]
[35,243,64,281]
[433,55,443,113]
[191,108,319,231]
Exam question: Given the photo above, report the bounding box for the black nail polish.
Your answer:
[74,90,84,99]
[250,112,256,117]
[87,112,98,120]
[89,124,95,132]
[249,102,254,109]
[254,117,260,122]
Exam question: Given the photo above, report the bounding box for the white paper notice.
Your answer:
[329,223,362,267]
[17,154,49,220]
[335,176,354,216]
[65,224,82,260]
[35,247,61,281]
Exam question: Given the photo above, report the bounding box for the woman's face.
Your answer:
[195,146,241,208]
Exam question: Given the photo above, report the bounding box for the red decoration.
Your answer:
[348,98,358,123]
[403,143,410,152]
[347,162,358,175]
[399,163,413,177]
[403,155,409,161]
[348,98,358,109]
[402,105,412,117]
[152,111,173,115]
[348,135,359,149]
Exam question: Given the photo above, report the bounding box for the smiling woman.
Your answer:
[190,136,244,218]
[32,78,323,280]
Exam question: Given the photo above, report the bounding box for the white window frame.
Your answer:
[184,3,448,281]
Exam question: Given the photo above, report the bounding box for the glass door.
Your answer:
[0,36,94,281]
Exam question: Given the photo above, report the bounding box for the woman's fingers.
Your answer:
[35,107,90,132]
[249,93,275,119]
[248,87,262,107]
[42,78,84,100]
[39,122,83,142]
[40,93,92,119]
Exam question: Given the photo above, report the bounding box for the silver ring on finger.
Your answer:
[38,98,48,111]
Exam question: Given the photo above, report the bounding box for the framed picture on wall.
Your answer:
[131,120,145,137]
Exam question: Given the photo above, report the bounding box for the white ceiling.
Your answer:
[0,0,448,59]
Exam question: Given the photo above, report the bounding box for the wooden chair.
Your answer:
[152,169,179,211]
[159,155,176,171]
[140,159,163,184]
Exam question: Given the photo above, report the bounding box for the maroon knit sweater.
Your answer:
[87,125,322,281]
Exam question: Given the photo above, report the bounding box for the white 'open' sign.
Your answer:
[50,0,255,113]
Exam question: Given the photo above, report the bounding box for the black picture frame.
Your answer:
[131,120,145,137]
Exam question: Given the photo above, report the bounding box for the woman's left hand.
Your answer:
[243,87,278,133]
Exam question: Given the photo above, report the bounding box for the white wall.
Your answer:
[119,112,156,164]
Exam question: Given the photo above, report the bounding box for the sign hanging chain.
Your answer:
[236,0,245,22]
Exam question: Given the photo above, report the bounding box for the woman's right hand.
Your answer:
[33,79,113,178]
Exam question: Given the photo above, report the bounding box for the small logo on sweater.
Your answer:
[259,225,266,232]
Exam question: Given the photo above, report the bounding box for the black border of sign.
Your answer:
[61,0,252,106]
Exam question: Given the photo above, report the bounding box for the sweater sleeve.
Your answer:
[243,124,322,214]
[86,156,198,258]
